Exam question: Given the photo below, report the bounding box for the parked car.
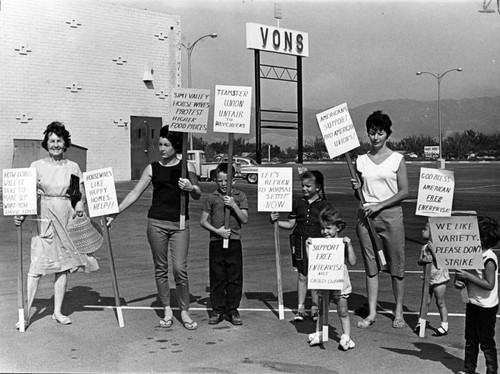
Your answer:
[187,151,257,181]
[219,156,259,184]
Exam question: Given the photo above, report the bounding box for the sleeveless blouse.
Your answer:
[356,152,404,204]
[147,161,189,221]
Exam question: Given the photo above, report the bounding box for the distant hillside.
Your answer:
[345,96,500,142]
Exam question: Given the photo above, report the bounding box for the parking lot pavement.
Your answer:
[1,163,499,373]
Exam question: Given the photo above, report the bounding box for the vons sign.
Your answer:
[246,22,309,57]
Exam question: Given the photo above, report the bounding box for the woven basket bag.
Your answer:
[67,214,103,254]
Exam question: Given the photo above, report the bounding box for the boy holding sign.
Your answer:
[307,206,357,350]
[200,163,249,326]
[455,216,499,374]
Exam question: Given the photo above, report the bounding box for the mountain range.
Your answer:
[251,96,500,148]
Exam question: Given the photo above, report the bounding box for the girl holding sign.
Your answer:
[107,126,201,330]
[414,220,450,336]
[270,170,333,321]
[307,206,357,350]
[351,111,409,329]
[14,122,98,329]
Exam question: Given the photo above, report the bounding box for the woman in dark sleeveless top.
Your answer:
[107,127,201,330]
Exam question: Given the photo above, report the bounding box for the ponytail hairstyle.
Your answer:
[300,170,326,200]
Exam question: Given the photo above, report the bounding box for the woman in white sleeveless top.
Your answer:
[351,111,409,329]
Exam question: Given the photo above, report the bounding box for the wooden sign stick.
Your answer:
[322,291,329,342]
[274,222,284,319]
[344,152,387,271]
[17,224,26,332]
[418,263,432,337]
[179,133,189,230]
[223,133,234,249]
[314,291,323,341]
[101,217,124,327]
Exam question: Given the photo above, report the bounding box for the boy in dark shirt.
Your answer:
[200,163,249,325]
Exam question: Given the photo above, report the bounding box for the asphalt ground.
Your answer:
[1,162,499,374]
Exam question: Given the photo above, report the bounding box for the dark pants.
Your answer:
[209,240,243,315]
[463,303,498,374]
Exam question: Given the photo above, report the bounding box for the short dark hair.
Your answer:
[477,216,500,249]
[159,126,183,153]
[319,206,346,232]
[366,110,393,137]
[215,162,235,177]
[41,121,71,151]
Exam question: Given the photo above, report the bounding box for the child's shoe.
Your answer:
[291,310,307,322]
[308,332,323,346]
[339,334,355,351]
[310,306,319,322]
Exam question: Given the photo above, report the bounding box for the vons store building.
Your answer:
[0,0,181,182]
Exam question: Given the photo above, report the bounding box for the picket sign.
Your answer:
[415,167,455,217]
[213,85,252,249]
[315,103,387,271]
[169,88,211,229]
[257,167,293,320]
[307,237,345,342]
[83,168,123,327]
[3,167,37,333]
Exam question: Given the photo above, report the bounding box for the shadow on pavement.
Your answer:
[382,342,463,373]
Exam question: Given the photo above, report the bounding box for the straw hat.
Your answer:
[67,214,103,254]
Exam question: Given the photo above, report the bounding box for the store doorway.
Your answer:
[130,116,162,180]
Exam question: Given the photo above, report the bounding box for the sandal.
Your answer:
[357,318,376,329]
[310,309,319,322]
[52,314,72,325]
[432,326,448,337]
[159,318,173,328]
[392,318,407,329]
[291,311,307,322]
[182,320,198,330]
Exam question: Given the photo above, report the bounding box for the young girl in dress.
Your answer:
[307,206,357,350]
[415,220,450,336]
[270,170,333,321]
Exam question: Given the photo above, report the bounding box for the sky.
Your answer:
[112,0,500,145]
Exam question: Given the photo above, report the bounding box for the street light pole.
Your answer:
[181,33,218,150]
[416,68,463,169]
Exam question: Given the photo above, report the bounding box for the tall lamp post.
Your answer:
[416,68,463,169]
[181,33,218,150]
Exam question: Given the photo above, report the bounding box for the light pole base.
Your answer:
[437,158,446,169]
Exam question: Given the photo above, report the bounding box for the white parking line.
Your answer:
[82,305,500,318]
